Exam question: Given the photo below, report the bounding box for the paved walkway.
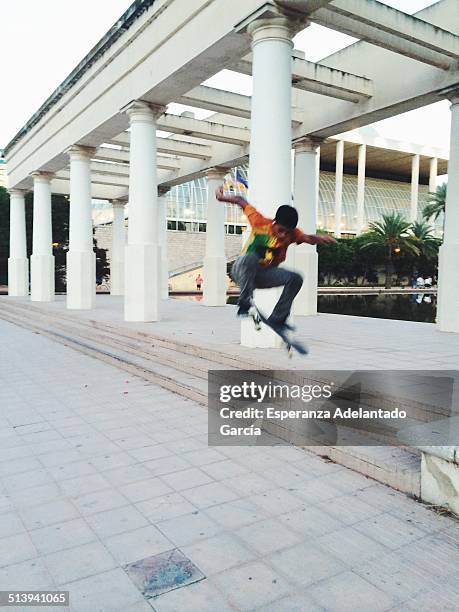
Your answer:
[0,318,458,612]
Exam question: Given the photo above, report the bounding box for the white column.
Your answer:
[429,157,438,193]
[204,167,227,306]
[158,186,170,299]
[67,146,96,310]
[30,172,54,302]
[123,101,164,322]
[334,140,344,237]
[8,189,29,296]
[292,138,321,316]
[241,16,293,347]
[356,144,366,234]
[437,92,459,332]
[410,154,420,222]
[110,198,127,296]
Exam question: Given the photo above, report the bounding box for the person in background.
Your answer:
[195,274,204,291]
[416,275,425,289]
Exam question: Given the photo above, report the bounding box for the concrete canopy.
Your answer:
[4,0,458,201]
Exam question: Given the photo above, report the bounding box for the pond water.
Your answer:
[174,293,437,323]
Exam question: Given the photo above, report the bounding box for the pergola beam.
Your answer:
[232,55,373,102]
[94,147,181,170]
[106,135,213,160]
[176,85,304,122]
[311,0,459,69]
[157,114,250,145]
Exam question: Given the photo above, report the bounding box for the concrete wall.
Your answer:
[94,224,242,283]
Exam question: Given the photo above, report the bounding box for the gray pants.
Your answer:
[231,253,303,325]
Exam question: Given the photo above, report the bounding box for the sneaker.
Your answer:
[267,318,294,334]
[237,305,250,318]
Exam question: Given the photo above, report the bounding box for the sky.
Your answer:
[0,0,452,158]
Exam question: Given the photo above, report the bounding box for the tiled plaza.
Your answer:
[0,317,458,611]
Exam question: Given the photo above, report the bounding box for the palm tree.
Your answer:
[423,183,447,222]
[360,212,420,289]
[410,221,441,259]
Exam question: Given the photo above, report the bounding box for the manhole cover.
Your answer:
[124,548,205,598]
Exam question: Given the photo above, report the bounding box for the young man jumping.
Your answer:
[216,186,335,333]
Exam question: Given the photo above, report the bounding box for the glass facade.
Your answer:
[93,164,442,234]
[166,167,248,235]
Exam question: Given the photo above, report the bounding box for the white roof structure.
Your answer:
[4,0,457,198]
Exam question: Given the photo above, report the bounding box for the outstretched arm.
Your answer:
[295,232,337,245]
[215,186,249,210]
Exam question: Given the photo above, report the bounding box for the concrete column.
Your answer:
[158,186,170,299]
[410,154,420,222]
[292,138,321,316]
[429,157,438,193]
[356,144,366,234]
[67,146,96,310]
[334,140,344,237]
[30,172,54,302]
[241,15,293,347]
[123,101,164,322]
[110,198,127,296]
[8,189,29,296]
[437,92,459,332]
[204,167,227,306]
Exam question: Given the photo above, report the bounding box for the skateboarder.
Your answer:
[216,186,335,333]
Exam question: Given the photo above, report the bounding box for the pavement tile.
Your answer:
[144,455,192,477]
[316,526,392,566]
[237,517,303,555]
[29,517,97,555]
[128,444,173,462]
[270,539,348,587]
[136,492,197,523]
[308,570,399,612]
[19,499,79,530]
[48,459,97,481]
[160,468,214,492]
[204,498,272,530]
[43,541,117,585]
[119,477,173,504]
[0,511,25,538]
[156,511,222,547]
[152,578,233,612]
[60,473,111,497]
[277,505,343,538]
[71,487,128,516]
[103,525,174,565]
[85,505,149,539]
[103,463,154,487]
[259,591,327,611]
[0,558,55,591]
[353,512,428,550]
[61,568,145,612]
[0,532,38,567]
[181,532,256,576]
[181,481,240,509]
[212,560,291,610]
[248,487,306,515]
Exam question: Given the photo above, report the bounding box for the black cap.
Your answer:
[274,205,298,229]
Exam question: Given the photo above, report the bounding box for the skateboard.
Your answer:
[248,304,308,357]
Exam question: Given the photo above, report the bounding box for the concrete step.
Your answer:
[0,299,421,496]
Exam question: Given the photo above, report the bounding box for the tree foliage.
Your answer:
[423,182,447,222]
[0,188,109,290]
[318,213,439,288]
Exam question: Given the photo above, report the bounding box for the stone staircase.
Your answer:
[0,299,421,497]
